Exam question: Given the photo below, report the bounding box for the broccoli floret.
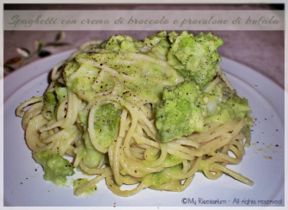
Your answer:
[143,31,170,60]
[198,77,235,116]
[156,82,204,142]
[33,151,74,185]
[227,95,251,119]
[206,94,252,125]
[168,31,178,43]
[168,31,223,87]
[102,35,138,53]
[226,95,253,128]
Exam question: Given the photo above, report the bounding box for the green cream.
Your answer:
[92,103,121,150]
[64,33,183,104]
[142,164,182,188]
[73,178,96,196]
[66,62,101,102]
[82,132,104,168]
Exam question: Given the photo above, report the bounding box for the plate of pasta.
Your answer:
[4,31,284,206]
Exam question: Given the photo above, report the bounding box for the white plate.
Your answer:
[4,50,284,206]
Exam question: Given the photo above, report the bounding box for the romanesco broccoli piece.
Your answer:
[156,81,204,142]
[168,31,223,87]
[33,151,74,185]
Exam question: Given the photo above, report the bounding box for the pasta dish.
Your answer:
[16,31,253,196]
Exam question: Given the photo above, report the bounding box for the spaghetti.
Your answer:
[16,31,253,197]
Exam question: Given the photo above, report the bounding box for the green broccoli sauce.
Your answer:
[143,147,159,161]
[42,86,68,120]
[33,151,74,185]
[82,149,103,168]
[42,91,57,120]
[63,60,80,81]
[55,87,68,103]
[142,164,182,188]
[162,154,183,168]
[206,95,252,125]
[64,32,182,104]
[66,63,101,102]
[144,31,170,60]
[93,103,121,150]
[73,178,96,196]
[82,132,104,168]
[89,52,182,104]
[77,107,89,129]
